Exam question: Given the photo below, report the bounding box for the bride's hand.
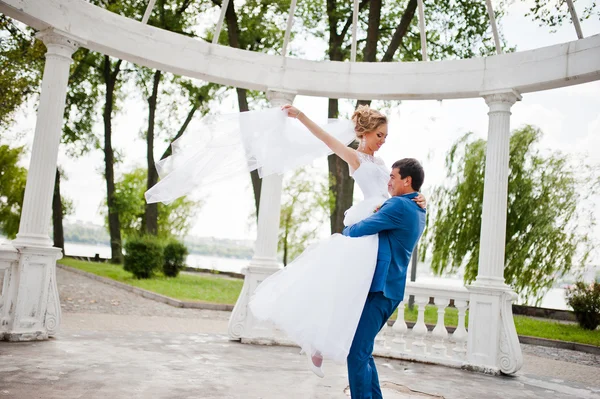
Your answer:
[413,193,427,209]
[282,104,302,119]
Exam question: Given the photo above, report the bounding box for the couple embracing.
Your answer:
[249,104,426,399]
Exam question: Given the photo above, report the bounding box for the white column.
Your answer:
[228,89,296,343]
[476,90,520,288]
[466,90,523,374]
[14,29,79,248]
[0,29,80,341]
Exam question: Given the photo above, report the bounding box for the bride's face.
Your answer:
[362,124,388,152]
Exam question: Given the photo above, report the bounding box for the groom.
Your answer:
[342,158,426,399]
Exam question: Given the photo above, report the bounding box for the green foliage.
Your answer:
[60,257,243,304]
[123,235,164,279]
[0,16,45,130]
[0,144,27,238]
[278,167,330,265]
[522,0,599,29]
[421,126,597,303]
[566,281,600,330]
[108,167,200,239]
[163,240,188,277]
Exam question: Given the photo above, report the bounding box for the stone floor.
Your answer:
[0,267,599,399]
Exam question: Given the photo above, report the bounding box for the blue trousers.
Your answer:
[347,291,400,399]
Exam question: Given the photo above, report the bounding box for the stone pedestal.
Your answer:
[466,90,523,374]
[0,29,79,341]
[228,90,296,343]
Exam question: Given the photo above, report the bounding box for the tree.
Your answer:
[278,167,330,266]
[110,167,200,240]
[420,126,597,303]
[51,168,75,251]
[87,0,150,263]
[0,15,45,130]
[0,144,27,239]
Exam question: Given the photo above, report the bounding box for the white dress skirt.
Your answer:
[249,156,390,363]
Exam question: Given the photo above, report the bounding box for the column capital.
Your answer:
[266,89,297,106]
[35,28,82,59]
[480,89,522,107]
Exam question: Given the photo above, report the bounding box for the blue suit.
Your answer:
[342,192,426,399]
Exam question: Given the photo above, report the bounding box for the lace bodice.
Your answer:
[350,152,390,200]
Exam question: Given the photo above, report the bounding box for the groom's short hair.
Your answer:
[392,158,424,191]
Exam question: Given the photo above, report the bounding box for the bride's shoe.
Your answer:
[301,349,324,378]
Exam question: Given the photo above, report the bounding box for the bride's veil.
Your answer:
[145,107,356,204]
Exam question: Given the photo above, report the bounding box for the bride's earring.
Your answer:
[359,138,366,151]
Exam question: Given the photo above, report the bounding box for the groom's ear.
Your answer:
[404,176,412,187]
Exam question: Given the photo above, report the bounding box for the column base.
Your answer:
[0,243,62,342]
[1,330,49,342]
[12,233,54,248]
[466,284,523,375]
[228,261,289,343]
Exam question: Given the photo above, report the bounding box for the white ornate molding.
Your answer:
[1,0,599,100]
[498,291,523,374]
[36,28,82,61]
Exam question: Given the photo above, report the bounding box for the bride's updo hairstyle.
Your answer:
[351,105,387,139]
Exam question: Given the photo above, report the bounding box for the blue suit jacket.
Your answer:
[342,192,426,301]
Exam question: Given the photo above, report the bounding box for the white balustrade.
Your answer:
[431,298,449,357]
[374,281,470,369]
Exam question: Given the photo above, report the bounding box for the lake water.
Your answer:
[63,242,569,310]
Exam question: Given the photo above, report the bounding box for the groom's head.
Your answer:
[388,158,424,196]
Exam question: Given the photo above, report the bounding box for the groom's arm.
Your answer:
[343,197,405,237]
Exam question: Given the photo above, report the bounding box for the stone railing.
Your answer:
[373,281,470,369]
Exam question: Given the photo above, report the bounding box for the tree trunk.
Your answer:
[364,0,382,63]
[145,69,162,236]
[326,2,356,234]
[52,168,65,253]
[103,55,123,264]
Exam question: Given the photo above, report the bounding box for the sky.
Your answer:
[5,0,600,263]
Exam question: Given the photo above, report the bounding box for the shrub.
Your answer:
[123,235,164,279]
[566,281,600,330]
[163,240,188,278]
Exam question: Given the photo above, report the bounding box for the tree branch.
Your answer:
[340,0,370,40]
[111,59,123,81]
[381,0,417,62]
[160,100,201,160]
[177,0,194,15]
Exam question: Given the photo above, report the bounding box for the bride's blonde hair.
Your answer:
[351,105,387,139]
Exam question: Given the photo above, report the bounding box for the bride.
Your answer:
[248,104,425,378]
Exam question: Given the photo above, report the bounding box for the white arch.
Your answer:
[1,0,599,100]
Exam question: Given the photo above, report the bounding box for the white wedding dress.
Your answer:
[249,152,390,364]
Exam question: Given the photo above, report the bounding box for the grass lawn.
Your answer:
[60,259,599,346]
[59,258,243,305]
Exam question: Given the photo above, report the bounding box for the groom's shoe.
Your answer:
[301,350,324,378]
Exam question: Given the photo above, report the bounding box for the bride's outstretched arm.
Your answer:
[282,104,360,170]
